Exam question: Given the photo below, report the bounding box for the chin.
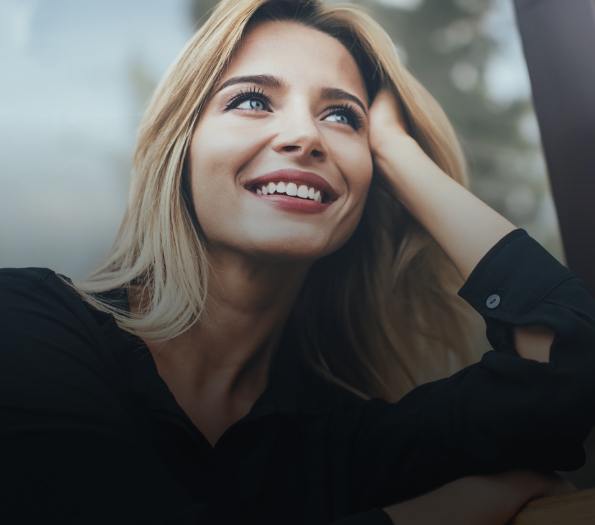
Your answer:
[242,235,338,263]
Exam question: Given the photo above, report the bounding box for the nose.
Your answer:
[271,105,327,161]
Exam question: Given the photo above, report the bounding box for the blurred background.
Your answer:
[0,0,565,279]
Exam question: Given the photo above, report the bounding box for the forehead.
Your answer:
[222,20,367,99]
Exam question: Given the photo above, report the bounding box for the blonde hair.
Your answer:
[61,0,481,401]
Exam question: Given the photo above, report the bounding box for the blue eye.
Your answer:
[323,104,364,130]
[224,86,364,130]
[224,87,272,113]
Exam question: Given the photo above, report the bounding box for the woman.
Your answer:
[1,0,593,523]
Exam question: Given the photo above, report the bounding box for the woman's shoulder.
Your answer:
[0,267,138,452]
[0,266,123,389]
[0,265,75,299]
[0,266,69,322]
[0,265,106,324]
[0,265,54,287]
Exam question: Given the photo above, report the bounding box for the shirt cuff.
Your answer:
[457,228,574,354]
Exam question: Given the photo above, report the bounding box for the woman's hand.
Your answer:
[382,470,577,525]
[367,86,518,282]
[368,87,411,154]
[367,87,425,201]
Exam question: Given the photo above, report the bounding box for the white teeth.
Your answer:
[297,185,309,198]
[255,181,325,203]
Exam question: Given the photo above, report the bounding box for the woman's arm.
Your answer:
[368,88,554,363]
[345,226,595,511]
[382,470,574,525]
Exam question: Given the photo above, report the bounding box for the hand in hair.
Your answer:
[367,86,554,363]
[367,86,518,284]
[368,87,412,150]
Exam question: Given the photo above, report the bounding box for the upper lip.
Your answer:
[243,169,339,202]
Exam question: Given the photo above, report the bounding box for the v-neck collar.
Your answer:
[93,285,338,422]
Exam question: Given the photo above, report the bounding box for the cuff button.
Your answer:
[486,293,501,309]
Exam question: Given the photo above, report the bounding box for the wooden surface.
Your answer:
[513,0,595,296]
[512,488,595,524]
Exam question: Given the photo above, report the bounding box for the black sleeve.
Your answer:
[347,229,595,511]
[0,268,215,524]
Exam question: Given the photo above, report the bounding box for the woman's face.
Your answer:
[188,20,373,263]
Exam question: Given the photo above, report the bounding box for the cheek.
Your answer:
[187,132,232,232]
[188,126,241,203]
[189,118,270,193]
[190,124,233,177]
[341,142,374,200]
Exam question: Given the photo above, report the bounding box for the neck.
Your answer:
[132,247,312,406]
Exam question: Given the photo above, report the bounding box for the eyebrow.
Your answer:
[214,74,368,115]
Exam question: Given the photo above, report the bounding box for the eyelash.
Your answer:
[223,86,364,131]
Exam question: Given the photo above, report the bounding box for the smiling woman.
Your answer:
[2,0,595,524]
[188,20,374,268]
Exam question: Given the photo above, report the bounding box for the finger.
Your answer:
[374,87,409,134]
[391,89,409,133]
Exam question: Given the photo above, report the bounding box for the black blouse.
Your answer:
[2,228,595,525]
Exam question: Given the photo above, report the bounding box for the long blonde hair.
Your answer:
[61,0,481,401]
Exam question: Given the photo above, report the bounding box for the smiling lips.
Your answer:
[256,180,323,203]
[244,169,339,204]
